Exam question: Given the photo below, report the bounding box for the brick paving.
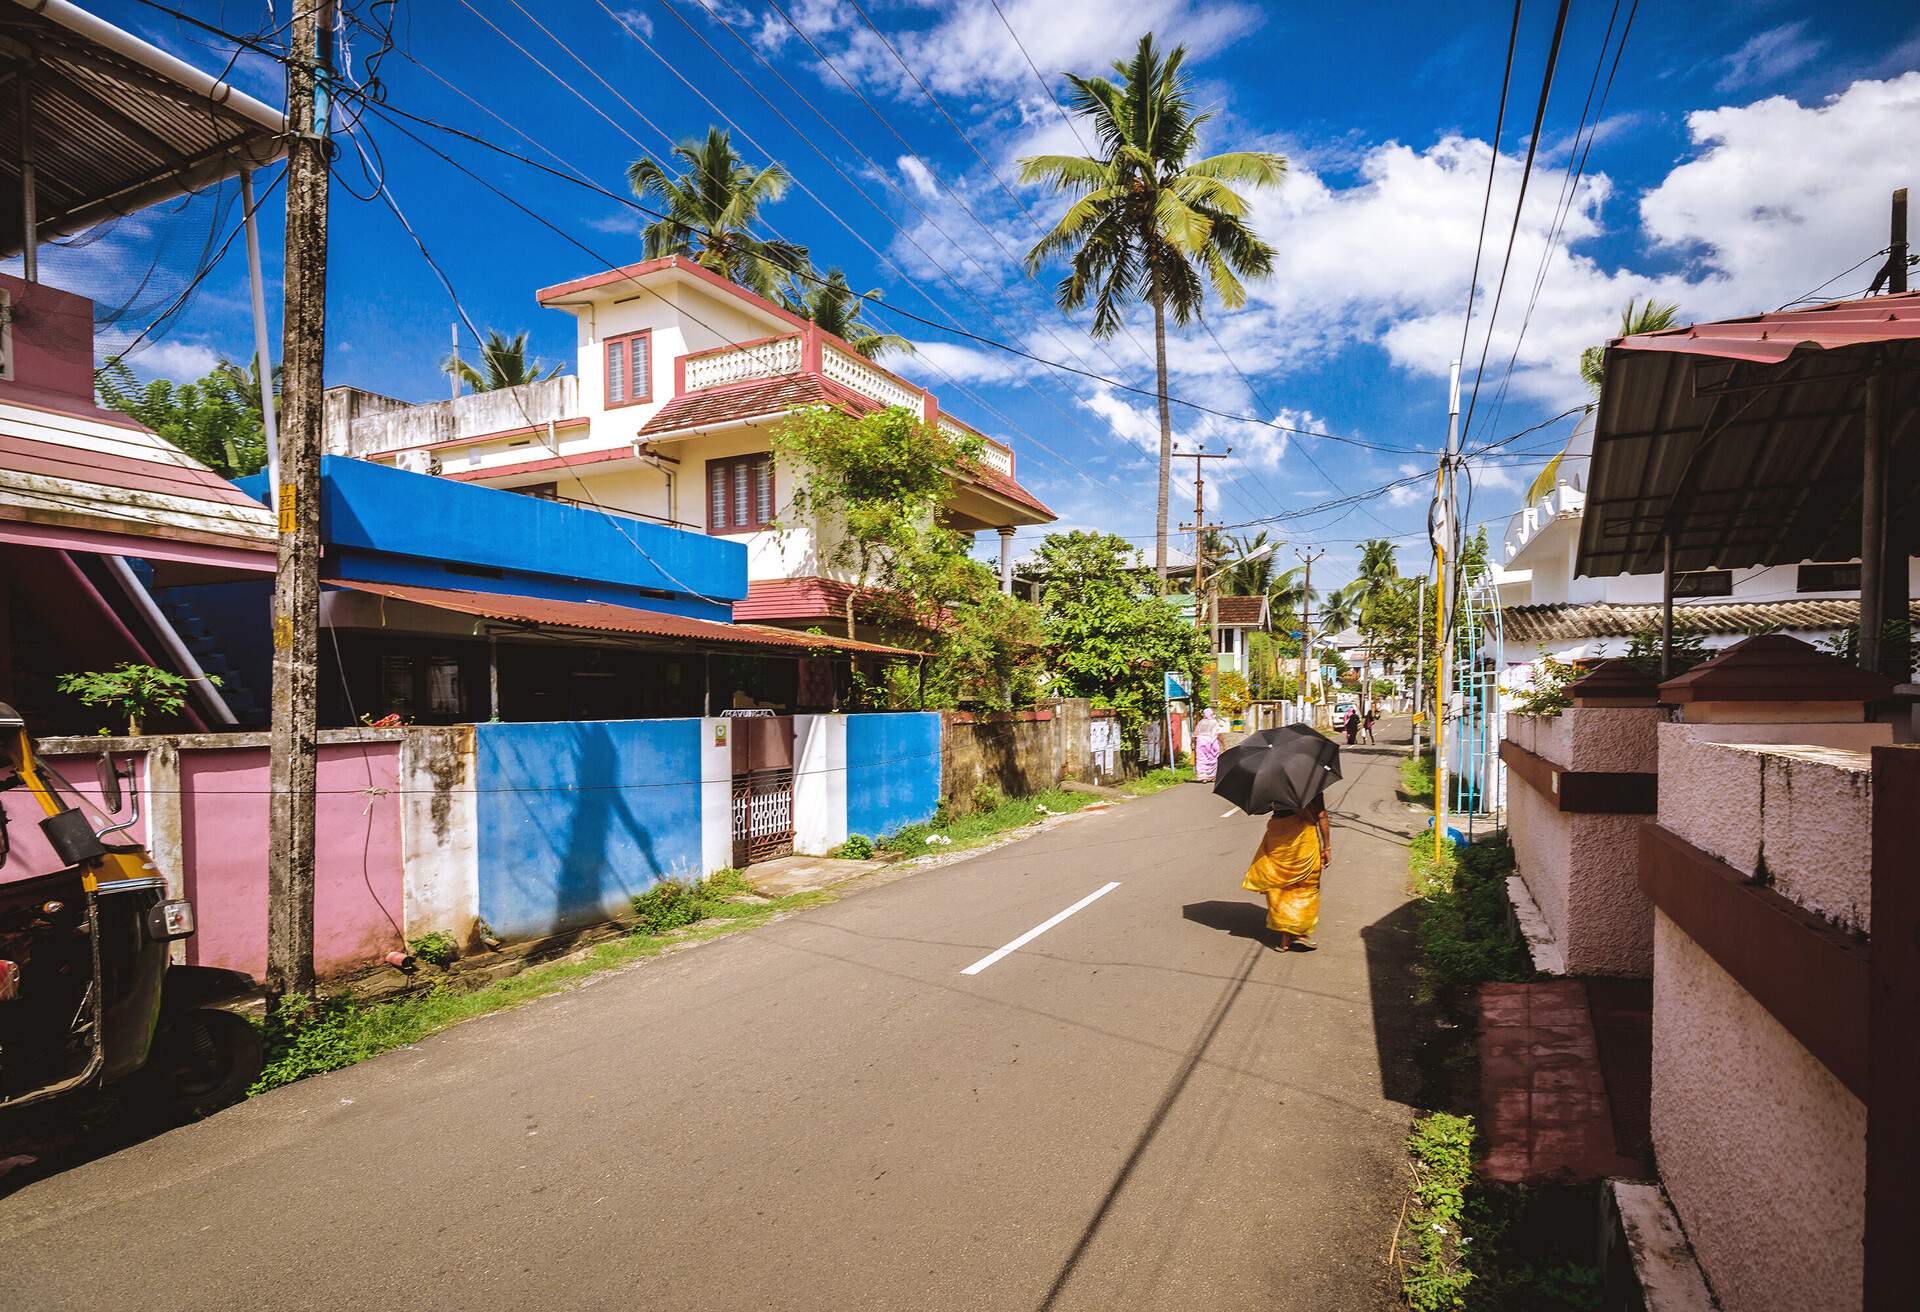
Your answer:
[1477,979,1653,1184]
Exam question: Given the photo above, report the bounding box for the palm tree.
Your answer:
[784,269,912,361]
[1223,530,1278,596]
[1019,34,1285,584]
[1580,296,1680,394]
[214,356,280,420]
[1347,539,1400,710]
[628,127,809,301]
[441,329,564,394]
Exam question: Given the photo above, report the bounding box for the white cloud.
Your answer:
[1385,484,1420,507]
[775,0,1262,104]
[909,339,1029,383]
[611,8,654,38]
[130,339,223,381]
[899,156,940,200]
[1718,21,1823,92]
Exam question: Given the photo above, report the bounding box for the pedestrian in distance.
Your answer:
[1194,705,1224,782]
[1362,706,1377,745]
[1342,707,1360,746]
[1241,796,1332,952]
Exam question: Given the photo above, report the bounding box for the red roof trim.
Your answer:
[1615,290,1920,364]
[0,431,263,507]
[333,579,918,657]
[444,445,637,483]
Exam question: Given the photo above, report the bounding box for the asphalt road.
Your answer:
[1,723,1429,1311]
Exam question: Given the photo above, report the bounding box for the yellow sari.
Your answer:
[1242,811,1323,936]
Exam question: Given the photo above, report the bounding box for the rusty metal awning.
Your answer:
[0,0,286,252]
[1577,291,1920,577]
[332,579,922,659]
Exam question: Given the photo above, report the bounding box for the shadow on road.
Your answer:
[1359,898,1435,1109]
[1180,898,1269,943]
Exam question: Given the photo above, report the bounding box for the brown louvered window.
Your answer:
[706,454,773,535]
[604,331,652,407]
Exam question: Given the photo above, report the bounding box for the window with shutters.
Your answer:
[604,330,652,407]
[706,454,774,535]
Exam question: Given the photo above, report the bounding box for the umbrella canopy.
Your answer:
[1213,728,1341,817]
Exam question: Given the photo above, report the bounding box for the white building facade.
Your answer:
[324,256,1055,632]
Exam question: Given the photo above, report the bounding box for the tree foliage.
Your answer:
[1580,296,1680,395]
[95,360,267,478]
[628,127,808,301]
[55,661,218,735]
[1032,530,1204,738]
[783,269,912,361]
[442,328,563,392]
[771,405,1042,710]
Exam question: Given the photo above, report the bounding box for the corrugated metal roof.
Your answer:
[1501,598,1920,645]
[0,0,286,251]
[1579,291,1920,579]
[334,579,920,658]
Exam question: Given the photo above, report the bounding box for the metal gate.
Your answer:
[729,714,795,866]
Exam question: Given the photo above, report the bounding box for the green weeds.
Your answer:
[406,931,460,967]
[829,834,876,860]
[1119,765,1196,796]
[252,873,824,1094]
[881,787,1099,857]
[1408,832,1530,997]
[1400,752,1435,807]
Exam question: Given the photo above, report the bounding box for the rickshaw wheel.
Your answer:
[150,1009,264,1120]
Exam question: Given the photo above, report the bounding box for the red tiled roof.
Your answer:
[734,576,861,623]
[639,373,883,437]
[332,580,918,656]
[966,462,1055,520]
[1213,595,1268,627]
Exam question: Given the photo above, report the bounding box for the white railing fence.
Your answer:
[684,334,804,392]
[821,344,924,412]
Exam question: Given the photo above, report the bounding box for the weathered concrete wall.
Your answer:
[398,726,478,946]
[793,713,848,855]
[1504,709,1662,976]
[942,709,1059,810]
[40,730,408,979]
[846,713,941,838]
[1651,909,1865,1312]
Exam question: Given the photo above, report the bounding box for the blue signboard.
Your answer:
[1164,671,1192,701]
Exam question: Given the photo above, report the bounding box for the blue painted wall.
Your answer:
[845,713,942,839]
[239,458,746,619]
[474,719,704,939]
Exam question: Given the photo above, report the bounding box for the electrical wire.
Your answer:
[1458,0,1575,446]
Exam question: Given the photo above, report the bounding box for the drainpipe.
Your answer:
[102,555,239,726]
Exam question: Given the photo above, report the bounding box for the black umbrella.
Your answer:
[1213,727,1342,817]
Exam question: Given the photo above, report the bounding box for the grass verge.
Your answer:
[878,786,1101,858]
[1396,831,1600,1311]
[1119,764,1196,796]
[1400,751,1435,807]
[253,872,828,1094]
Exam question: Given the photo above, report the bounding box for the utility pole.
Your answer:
[1433,361,1461,859]
[1412,577,1425,756]
[266,0,336,1001]
[1295,547,1325,714]
[1176,446,1232,706]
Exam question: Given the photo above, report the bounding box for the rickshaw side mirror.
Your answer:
[97,754,123,813]
[41,808,107,868]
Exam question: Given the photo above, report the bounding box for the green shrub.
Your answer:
[832,834,876,860]
[630,879,704,934]
[970,781,1006,813]
[1402,1113,1478,1311]
[1409,833,1530,996]
[407,931,460,967]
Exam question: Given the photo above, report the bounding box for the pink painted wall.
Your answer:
[180,743,405,978]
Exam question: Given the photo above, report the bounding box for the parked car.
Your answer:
[0,704,261,1118]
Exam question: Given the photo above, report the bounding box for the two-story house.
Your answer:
[326,256,1056,636]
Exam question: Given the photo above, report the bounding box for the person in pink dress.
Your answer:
[1194,707,1224,781]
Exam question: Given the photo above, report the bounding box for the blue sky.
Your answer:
[57,0,1920,594]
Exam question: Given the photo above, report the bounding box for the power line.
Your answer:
[1458,0,1575,447]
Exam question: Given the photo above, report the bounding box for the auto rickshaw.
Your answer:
[0,703,262,1118]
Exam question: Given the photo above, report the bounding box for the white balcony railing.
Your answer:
[939,415,1014,476]
[822,343,923,413]
[683,334,803,392]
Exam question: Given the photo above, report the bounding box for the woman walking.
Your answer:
[1194,706,1224,782]
[1342,707,1361,746]
[1242,797,1332,951]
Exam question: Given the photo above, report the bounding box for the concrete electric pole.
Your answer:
[266,0,335,1001]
